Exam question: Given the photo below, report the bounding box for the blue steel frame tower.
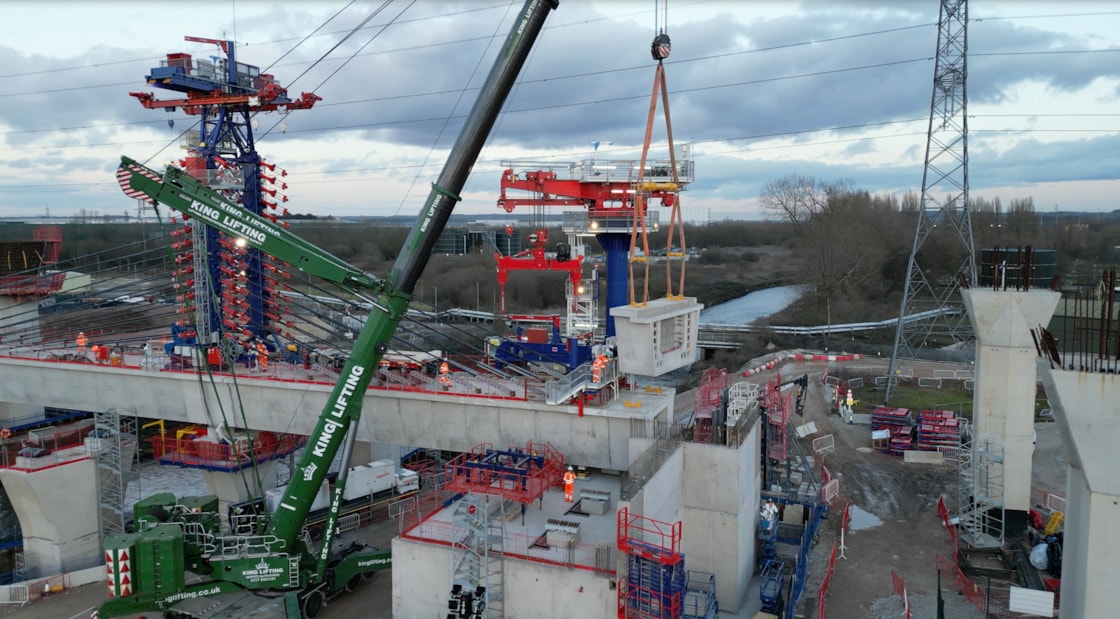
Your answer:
[132,37,320,348]
[885,0,975,402]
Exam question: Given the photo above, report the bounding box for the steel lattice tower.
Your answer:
[885,0,975,402]
[134,37,319,350]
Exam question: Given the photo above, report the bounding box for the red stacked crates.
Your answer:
[871,406,914,456]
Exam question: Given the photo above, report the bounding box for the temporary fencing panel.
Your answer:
[816,542,838,619]
[0,585,27,605]
[890,570,910,619]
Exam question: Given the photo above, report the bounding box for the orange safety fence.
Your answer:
[21,573,72,604]
[890,570,910,619]
[936,495,959,564]
[935,552,986,613]
[816,541,838,619]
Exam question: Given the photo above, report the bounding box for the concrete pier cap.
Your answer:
[0,458,101,577]
[961,288,1060,348]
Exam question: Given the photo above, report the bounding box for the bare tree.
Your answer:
[760,175,855,236]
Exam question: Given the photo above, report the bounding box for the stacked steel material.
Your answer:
[916,409,959,451]
[871,405,914,455]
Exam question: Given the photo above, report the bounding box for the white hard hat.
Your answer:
[568,466,573,471]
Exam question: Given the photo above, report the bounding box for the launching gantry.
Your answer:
[497,146,701,377]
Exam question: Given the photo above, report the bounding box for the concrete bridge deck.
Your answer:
[0,342,671,472]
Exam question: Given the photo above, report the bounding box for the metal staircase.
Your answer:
[95,407,137,538]
[449,494,506,619]
[957,435,1004,548]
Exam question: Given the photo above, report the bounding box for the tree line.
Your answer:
[760,173,1120,327]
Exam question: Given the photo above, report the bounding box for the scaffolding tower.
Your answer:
[95,407,137,538]
[617,507,684,619]
[444,442,564,618]
[449,494,506,619]
[885,0,975,402]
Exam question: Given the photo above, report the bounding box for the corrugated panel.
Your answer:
[1008,586,1055,617]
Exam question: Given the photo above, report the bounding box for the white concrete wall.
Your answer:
[203,460,282,511]
[1080,481,1120,619]
[0,402,41,419]
[681,421,760,614]
[1037,365,1120,619]
[1060,467,1089,619]
[391,536,614,618]
[972,344,1038,510]
[628,447,685,526]
[0,458,101,576]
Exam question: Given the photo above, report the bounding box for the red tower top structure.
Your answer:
[0,226,64,297]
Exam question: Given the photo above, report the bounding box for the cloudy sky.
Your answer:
[0,0,1118,221]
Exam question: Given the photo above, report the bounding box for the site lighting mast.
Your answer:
[885,0,975,402]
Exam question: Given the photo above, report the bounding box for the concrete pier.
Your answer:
[1036,363,1120,619]
[0,454,101,577]
[962,289,1059,513]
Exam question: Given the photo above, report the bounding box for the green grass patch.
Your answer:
[856,385,973,419]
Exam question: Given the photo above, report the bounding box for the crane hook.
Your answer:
[651,32,671,61]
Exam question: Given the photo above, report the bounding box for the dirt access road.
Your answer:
[742,355,1068,619]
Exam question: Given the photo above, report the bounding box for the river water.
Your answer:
[699,284,808,325]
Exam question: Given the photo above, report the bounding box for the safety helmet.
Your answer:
[568,466,573,471]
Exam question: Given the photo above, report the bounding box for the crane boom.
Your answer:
[100,1,558,616]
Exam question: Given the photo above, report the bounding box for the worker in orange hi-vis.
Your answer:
[439,360,451,388]
[563,466,576,503]
[591,355,606,383]
[76,331,88,352]
[257,342,269,372]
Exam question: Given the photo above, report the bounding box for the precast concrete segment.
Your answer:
[962,289,1059,512]
[0,356,671,471]
[1036,362,1120,619]
[610,296,702,376]
[0,458,101,577]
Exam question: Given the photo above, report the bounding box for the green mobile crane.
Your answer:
[95,1,557,617]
